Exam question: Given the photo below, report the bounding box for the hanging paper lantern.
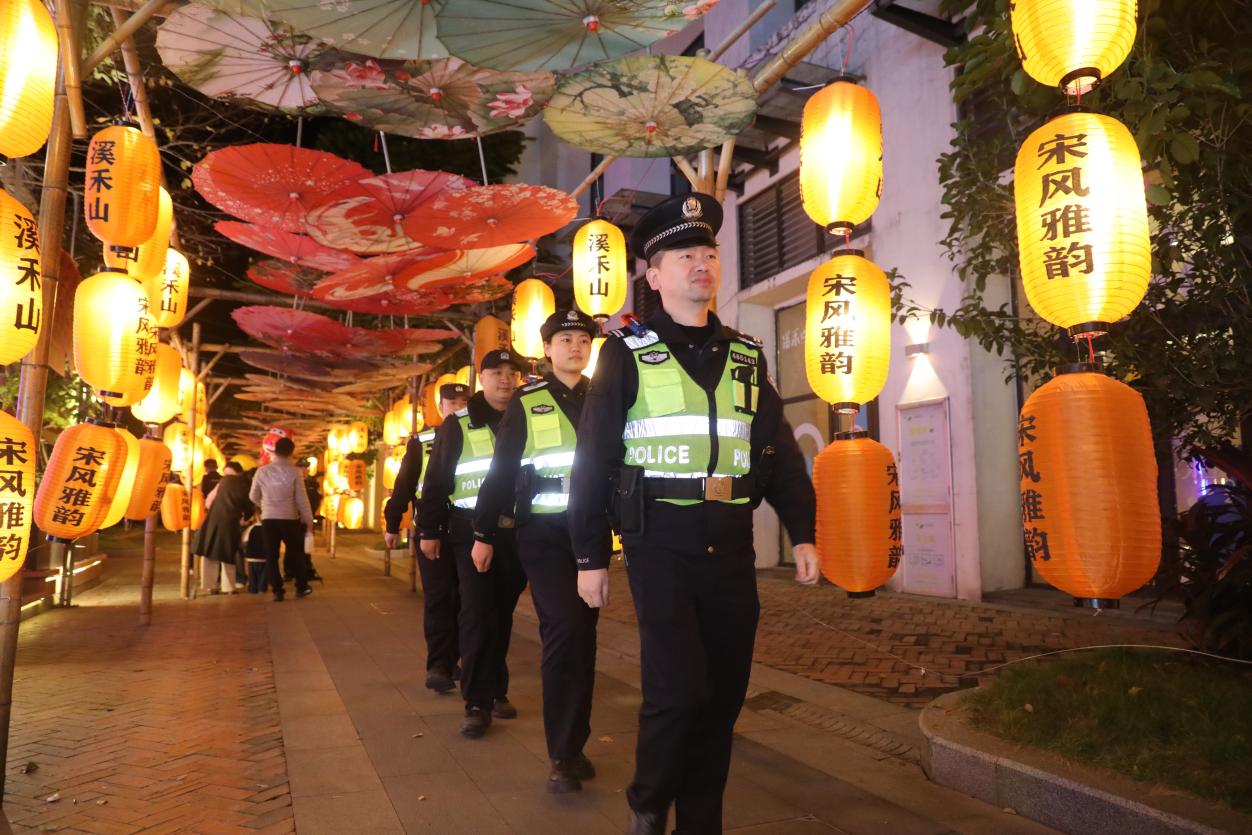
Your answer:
[160,482,189,531]
[383,409,403,446]
[104,186,172,281]
[123,438,172,521]
[454,365,471,387]
[511,278,554,359]
[146,248,190,329]
[383,447,403,490]
[130,343,182,425]
[0,409,36,583]
[177,367,207,426]
[0,0,58,158]
[232,452,258,471]
[34,422,128,541]
[813,435,901,596]
[164,420,191,473]
[347,420,368,454]
[584,336,606,379]
[1011,0,1137,95]
[0,188,42,364]
[304,455,317,476]
[338,496,364,530]
[100,427,141,529]
[73,270,158,407]
[799,81,882,236]
[1018,368,1160,607]
[345,459,366,492]
[188,487,205,530]
[1015,112,1150,335]
[573,219,627,321]
[84,123,161,246]
[422,384,442,428]
[474,314,510,373]
[804,251,891,411]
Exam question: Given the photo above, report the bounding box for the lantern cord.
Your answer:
[840,23,856,75]
[475,136,489,186]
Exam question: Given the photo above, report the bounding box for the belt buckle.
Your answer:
[703,476,732,501]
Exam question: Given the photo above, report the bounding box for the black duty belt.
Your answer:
[643,475,755,501]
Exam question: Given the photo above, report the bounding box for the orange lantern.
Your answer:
[148,248,190,329]
[1018,368,1160,607]
[473,314,510,373]
[383,408,403,445]
[188,487,205,530]
[804,251,891,411]
[383,447,403,490]
[74,270,158,406]
[1011,0,1136,95]
[163,421,190,469]
[101,427,141,529]
[160,482,189,531]
[338,496,364,530]
[177,367,207,427]
[347,420,368,454]
[422,384,443,428]
[0,0,58,158]
[130,342,182,425]
[345,459,366,492]
[799,81,882,236]
[104,186,172,281]
[454,365,471,387]
[0,188,42,364]
[573,219,628,321]
[813,435,902,596]
[0,409,36,582]
[124,438,173,521]
[84,123,161,246]
[34,421,127,540]
[510,278,554,359]
[1015,112,1150,335]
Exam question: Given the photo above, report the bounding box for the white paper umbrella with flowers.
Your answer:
[307,169,474,254]
[309,56,554,140]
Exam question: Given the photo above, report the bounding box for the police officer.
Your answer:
[472,309,600,794]
[383,382,471,694]
[568,192,819,835]
[418,351,527,739]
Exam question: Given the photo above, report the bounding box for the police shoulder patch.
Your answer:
[530,403,555,415]
[638,349,670,365]
[521,380,548,393]
[734,331,763,348]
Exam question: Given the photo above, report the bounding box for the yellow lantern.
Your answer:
[814,435,901,596]
[177,368,207,426]
[124,438,172,521]
[73,270,158,407]
[338,496,364,530]
[101,427,141,529]
[383,446,403,490]
[0,409,36,582]
[473,314,510,373]
[573,219,627,321]
[799,81,882,236]
[131,343,182,425]
[1015,112,1150,335]
[148,248,190,329]
[1018,368,1160,607]
[1011,0,1137,95]
[160,482,189,531]
[0,187,42,364]
[34,421,127,541]
[347,420,368,454]
[104,186,172,281]
[188,487,205,530]
[804,251,891,410]
[454,365,470,387]
[84,123,161,246]
[0,0,58,158]
[305,455,317,476]
[233,452,258,471]
[345,459,366,492]
[164,421,191,472]
[584,336,606,380]
[422,384,443,428]
[511,277,554,359]
[383,409,403,445]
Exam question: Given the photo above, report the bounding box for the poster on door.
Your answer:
[896,398,956,597]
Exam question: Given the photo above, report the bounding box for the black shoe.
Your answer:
[626,808,667,835]
[547,760,582,794]
[310,573,324,582]
[569,753,595,781]
[272,591,285,602]
[460,706,491,739]
[425,669,455,694]
[297,587,313,598]
[491,697,517,719]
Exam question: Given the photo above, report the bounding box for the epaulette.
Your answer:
[622,329,660,351]
[520,379,549,393]
[731,330,763,348]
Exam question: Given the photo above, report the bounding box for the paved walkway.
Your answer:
[1,528,1080,834]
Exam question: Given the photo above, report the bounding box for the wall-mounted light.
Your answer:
[905,342,930,358]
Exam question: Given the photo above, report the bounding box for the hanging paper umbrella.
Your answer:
[312,251,459,303]
[340,327,409,355]
[156,5,334,114]
[402,243,535,285]
[238,350,336,379]
[232,305,352,353]
[315,288,450,315]
[417,274,513,304]
[194,143,370,232]
[307,169,473,254]
[246,259,323,296]
[434,0,710,72]
[403,185,577,249]
[309,56,554,140]
[217,222,362,272]
[545,55,757,158]
[389,326,459,342]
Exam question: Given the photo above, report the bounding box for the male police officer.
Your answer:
[568,193,819,834]
[418,351,527,738]
[472,309,600,794]
[384,382,471,694]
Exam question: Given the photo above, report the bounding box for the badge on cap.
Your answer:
[682,196,703,220]
[501,352,510,359]
[567,310,578,319]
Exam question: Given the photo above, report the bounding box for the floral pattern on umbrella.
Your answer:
[217,221,363,272]
[544,55,757,157]
[401,243,535,285]
[309,56,554,140]
[422,274,513,304]
[306,169,474,254]
[246,259,323,296]
[402,185,574,249]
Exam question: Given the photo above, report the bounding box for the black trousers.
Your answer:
[623,540,760,834]
[449,513,526,710]
[416,530,460,674]
[518,515,599,761]
[262,519,309,595]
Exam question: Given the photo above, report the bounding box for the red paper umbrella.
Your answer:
[400,243,534,288]
[401,184,578,249]
[312,251,457,301]
[340,327,409,355]
[238,350,336,379]
[193,143,371,232]
[317,289,451,315]
[307,169,475,254]
[421,274,514,304]
[232,305,352,354]
[217,221,362,272]
[246,259,324,296]
[389,326,460,341]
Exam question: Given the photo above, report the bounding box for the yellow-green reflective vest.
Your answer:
[450,413,495,510]
[619,327,761,505]
[519,382,577,513]
[414,429,435,500]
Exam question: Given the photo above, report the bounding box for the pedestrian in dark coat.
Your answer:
[195,462,253,593]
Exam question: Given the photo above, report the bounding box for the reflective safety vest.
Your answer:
[449,412,496,510]
[519,381,577,513]
[619,326,761,505]
[414,430,436,501]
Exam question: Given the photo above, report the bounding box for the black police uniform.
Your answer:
[418,388,527,719]
[567,193,817,833]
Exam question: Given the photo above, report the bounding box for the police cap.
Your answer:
[628,192,722,262]
[479,349,521,373]
[439,382,470,401]
[541,309,598,342]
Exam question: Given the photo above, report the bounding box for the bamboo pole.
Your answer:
[180,323,199,599]
[85,0,169,74]
[407,374,421,593]
[139,424,160,626]
[55,0,87,138]
[709,0,778,61]
[751,0,872,95]
[672,155,701,190]
[714,139,738,203]
[571,155,616,201]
